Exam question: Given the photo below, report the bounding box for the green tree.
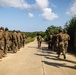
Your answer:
[65,16,76,44]
[45,25,62,41]
[65,16,76,52]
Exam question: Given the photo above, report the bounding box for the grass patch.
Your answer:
[25,37,35,44]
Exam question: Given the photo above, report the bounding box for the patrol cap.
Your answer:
[1,27,4,31]
[5,27,9,31]
[13,30,16,32]
[18,30,20,32]
[59,29,63,32]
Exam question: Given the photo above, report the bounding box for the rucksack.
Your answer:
[4,32,9,40]
[59,34,64,42]
[0,31,3,40]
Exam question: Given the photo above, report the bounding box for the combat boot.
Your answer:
[3,54,7,57]
[13,49,17,53]
[0,55,2,59]
[64,55,66,59]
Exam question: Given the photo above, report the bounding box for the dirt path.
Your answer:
[0,40,76,75]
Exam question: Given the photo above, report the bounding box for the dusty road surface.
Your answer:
[0,40,76,75]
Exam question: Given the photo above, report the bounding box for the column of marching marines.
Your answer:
[0,27,26,61]
[0,27,76,61]
[48,29,70,59]
[36,29,76,60]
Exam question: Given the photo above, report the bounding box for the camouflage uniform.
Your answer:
[17,31,21,49]
[22,33,26,47]
[37,34,42,48]
[0,28,4,58]
[8,34,12,51]
[52,32,59,52]
[20,34,23,47]
[4,28,11,56]
[48,33,53,49]
[58,30,66,59]
[63,30,70,53]
[12,30,18,53]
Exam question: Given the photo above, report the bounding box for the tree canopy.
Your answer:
[65,16,76,44]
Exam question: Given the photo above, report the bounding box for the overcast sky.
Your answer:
[0,0,76,32]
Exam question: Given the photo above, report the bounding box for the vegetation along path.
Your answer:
[0,39,76,75]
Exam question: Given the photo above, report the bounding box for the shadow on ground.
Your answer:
[28,46,38,49]
[35,46,76,69]
[34,53,50,57]
[8,51,13,54]
[45,56,76,64]
[42,60,76,69]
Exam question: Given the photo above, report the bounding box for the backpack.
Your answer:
[0,31,3,40]
[12,33,17,40]
[59,34,64,42]
[4,32,9,40]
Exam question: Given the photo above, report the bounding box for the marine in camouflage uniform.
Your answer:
[63,30,70,53]
[52,31,59,52]
[20,34,23,48]
[4,27,11,56]
[0,27,4,59]
[57,30,66,59]
[12,30,18,53]
[22,33,26,47]
[37,34,42,48]
[8,33,12,51]
[17,30,21,49]
[48,33,53,50]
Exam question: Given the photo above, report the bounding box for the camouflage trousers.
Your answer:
[12,40,18,53]
[20,40,23,48]
[4,40,10,55]
[17,41,20,49]
[0,50,3,59]
[64,41,68,53]
[8,41,12,51]
[54,42,59,52]
[58,41,66,59]
[48,41,52,49]
[0,41,4,58]
[23,40,25,47]
[37,41,42,48]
